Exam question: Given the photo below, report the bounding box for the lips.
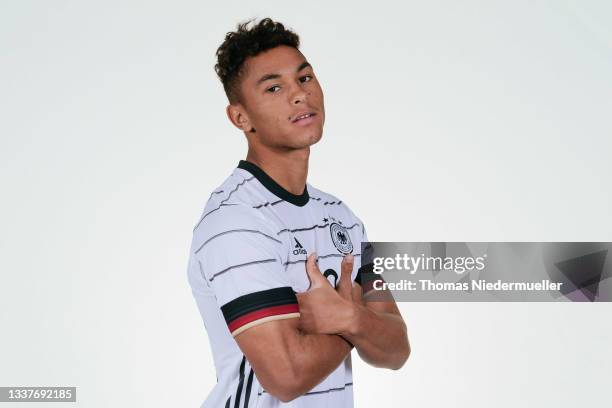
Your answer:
[291,111,316,123]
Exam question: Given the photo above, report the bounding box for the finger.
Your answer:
[351,282,363,305]
[305,252,325,290]
[337,254,354,299]
[341,254,354,281]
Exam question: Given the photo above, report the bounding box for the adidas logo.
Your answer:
[293,238,307,255]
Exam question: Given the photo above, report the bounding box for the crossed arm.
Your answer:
[236,317,352,402]
[233,253,410,402]
[341,288,410,370]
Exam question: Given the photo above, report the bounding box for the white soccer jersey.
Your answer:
[187,160,368,408]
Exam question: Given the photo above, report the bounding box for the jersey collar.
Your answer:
[237,160,310,207]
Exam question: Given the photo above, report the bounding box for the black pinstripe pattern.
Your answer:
[309,196,343,205]
[258,382,353,397]
[194,177,255,231]
[209,259,278,282]
[252,199,284,209]
[195,229,282,254]
[277,222,360,235]
[284,253,361,266]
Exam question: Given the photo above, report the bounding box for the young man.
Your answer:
[187,18,410,407]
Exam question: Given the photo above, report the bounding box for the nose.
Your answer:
[291,85,308,105]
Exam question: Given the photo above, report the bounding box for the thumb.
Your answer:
[305,252,325,290]
[338,254,354,299]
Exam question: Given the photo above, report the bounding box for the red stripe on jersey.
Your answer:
[227,304,300,333]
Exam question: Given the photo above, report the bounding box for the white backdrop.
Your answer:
[1,1,611,406]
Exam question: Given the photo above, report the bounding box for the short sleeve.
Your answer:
[194,207,299,337]
[355,224,385,299]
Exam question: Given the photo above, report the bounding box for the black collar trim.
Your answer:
[237,160,309,207]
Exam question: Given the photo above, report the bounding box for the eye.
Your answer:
[300,75,313,83]
[266,85,281,93]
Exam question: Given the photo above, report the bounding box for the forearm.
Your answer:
[287,331,352,396]
[342,303,410,370]
[241,320,352,402]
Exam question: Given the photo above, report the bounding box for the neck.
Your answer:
[245,147,310,195]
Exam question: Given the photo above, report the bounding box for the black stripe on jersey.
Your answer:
[258,382,353,396]
[195,203,240,230]
[195,229,282,254]
[209,259,278,282]
[234,356,246,408]
[194,177,255,231]
[238,160,309,207]
[277,222,361,235]
[309,196,342,205]
[315,252,361,260]
[252,199,284,209]
[284,253,361,266]
[304,383,353,395]
[221,287,298,325]
[225,396,231,408]
[278,222,330,234]
[303,382,353,396]
[244,368,255,408]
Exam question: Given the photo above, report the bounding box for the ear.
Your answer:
[226,104,253,133]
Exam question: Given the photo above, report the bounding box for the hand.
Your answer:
[296,253,357,335]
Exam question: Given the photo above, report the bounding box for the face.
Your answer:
[227,45,325,150]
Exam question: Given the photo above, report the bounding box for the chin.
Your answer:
[299,129,323,148]
[278,125,323,149]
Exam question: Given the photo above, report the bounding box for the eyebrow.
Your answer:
[256,61,312,86]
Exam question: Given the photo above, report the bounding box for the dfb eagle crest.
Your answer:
[329,222,353,254]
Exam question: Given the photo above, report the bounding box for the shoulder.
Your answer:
[307,184,343,205]
[194,202,279,244]
[307,184,365,228]
[200,169,260,213]
[192,170,281,239]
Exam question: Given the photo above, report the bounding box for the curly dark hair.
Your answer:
[215,18,300,103]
